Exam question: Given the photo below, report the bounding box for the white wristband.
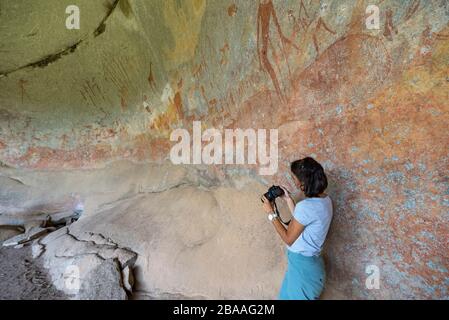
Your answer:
[268,212,278,221]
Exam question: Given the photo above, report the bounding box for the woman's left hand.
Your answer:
[261,195,274,213]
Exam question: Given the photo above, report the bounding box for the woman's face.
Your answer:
[292,174,304,192]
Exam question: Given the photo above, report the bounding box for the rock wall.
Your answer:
[0,0,448,299]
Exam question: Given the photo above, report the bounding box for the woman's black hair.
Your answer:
[290,157,328,198]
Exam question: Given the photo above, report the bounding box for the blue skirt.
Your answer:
[278,249,326,300]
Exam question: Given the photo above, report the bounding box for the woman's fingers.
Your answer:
[261,195,271,204]
[280,185,291,195]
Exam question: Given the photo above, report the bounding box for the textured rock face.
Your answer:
[0,0,448,299]
[38,226,136,299]
[1,161,284,299]
[67,177,286,299]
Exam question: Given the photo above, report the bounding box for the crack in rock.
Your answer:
[39,226,138,299]
[94,0,121,37]
[49,230,137,269]
[0,0,120,78]
[0,40,83,78]
[96,182,195,212]
[69,231,118,247]
[138,182,194,194]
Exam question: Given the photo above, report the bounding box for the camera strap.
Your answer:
[273,200,291,226]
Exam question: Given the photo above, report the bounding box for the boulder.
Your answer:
[66,182,287,299]
[78,258,127,300]
[2,227,48,247]
[40,226,69,245]
[40,228,137,300]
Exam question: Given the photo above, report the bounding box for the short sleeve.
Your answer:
[293,202,313,226]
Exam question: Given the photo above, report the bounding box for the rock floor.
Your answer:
[0,246,67,300]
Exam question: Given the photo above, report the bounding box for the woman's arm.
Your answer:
[262,195,305,246]
[271,216,305,246]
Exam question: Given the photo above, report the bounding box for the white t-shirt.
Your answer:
[287,196,333,256]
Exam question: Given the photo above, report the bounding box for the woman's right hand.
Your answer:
[280,185,292,201]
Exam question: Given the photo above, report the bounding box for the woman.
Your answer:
[261,157,333,300]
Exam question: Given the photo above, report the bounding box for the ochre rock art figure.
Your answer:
[434,31,449,41]
[289,1,336,56]
[299,34,392,103]
[403,0,420,22]
[18,79,29,104]
[148,63,156,92]
[384,7,398,41]
[288,0,312,38]
[297,0,312,30]
[257,0,299,103]
[311,17,337,55]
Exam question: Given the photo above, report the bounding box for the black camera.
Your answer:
[262,185,291,225]
[263,185,285,202]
